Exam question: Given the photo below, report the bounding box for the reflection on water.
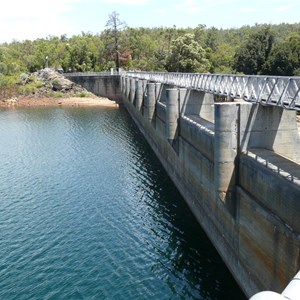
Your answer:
[0,107,246,299]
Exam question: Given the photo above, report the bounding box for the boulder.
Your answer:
[52,77,74,91]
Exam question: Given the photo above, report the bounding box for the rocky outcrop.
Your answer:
[18,68,94,98]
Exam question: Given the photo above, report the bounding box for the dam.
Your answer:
[66,71,300,299]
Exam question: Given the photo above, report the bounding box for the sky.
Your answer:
[1,0,299,43]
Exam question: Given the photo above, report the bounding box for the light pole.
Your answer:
[45,56,48,69]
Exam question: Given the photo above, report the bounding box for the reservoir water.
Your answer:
[0,107,246,299]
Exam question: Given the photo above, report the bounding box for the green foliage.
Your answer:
[54,92,64,98]
[47,90,55,97]
[35,80,44,88]
[0,21,300,76]
[234,25,275,74]
[17,78,44,95]
[52,78,61,86]
[77,92,87,97]
[262,33,300,76]
[209,43,235,74]
[18,84,37,95]
[166,33,210,73]
[0,74,19,98]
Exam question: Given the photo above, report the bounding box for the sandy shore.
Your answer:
[0,96,119,108]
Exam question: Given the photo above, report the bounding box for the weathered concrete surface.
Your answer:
[120,75,300,299]
[238,104,300,164]
[66,75,122,103]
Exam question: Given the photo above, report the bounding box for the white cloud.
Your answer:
[101,0,149,4]
[239,7,260,13]
[203,0,237,5]
[0,0,81,42]
[175,0,205,13]
[239,5,290,14]
[2,0,78,19]
[155,8,168,14]
[274,6,290,11]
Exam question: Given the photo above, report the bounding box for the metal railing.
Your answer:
[64,71,120,77]
[126,72,300,111]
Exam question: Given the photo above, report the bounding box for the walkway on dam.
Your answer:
[66,71,300,111]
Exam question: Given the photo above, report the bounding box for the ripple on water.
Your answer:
[0,107,246,300]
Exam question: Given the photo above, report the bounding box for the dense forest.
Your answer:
[1,15,300,78]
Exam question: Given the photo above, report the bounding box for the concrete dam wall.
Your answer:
[120,76,300,298]
[65,74,123,103]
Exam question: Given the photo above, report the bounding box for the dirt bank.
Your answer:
[0,96,119,108]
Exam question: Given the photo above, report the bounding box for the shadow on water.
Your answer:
[110,108,247,300]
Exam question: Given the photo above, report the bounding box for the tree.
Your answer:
[2,22,300,75]
[206,27,218,51]
[262,33,300,76]
[210,43,235,74]
[166,33,210,73]
[194,24,207,47]
[234,26,274,74]
[105,11,126,71]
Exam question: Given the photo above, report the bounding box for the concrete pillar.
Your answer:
[125,77,130,101]
[142,80,148,97]
[179,88,187,115]
[129,78,136,104]
[144,83,156,123]
[135,80,144,111]
[214,103,239,212]
[155,83,162,101]
[121,76,126,96]
[166,89,179,141]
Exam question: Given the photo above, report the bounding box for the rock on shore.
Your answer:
[1,69,118,107]
[18,68,94,98]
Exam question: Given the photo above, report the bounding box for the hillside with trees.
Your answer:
[1,14,300,80]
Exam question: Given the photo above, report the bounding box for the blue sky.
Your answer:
[1,0,299,43]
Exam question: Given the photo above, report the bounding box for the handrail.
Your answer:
[64,71,120,76]
[126,72,300,111]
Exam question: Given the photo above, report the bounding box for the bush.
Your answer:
[35,80,44,88]
[0,74,19,99]
[18,84,37,95]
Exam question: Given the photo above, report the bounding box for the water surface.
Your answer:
[0,107,246,299]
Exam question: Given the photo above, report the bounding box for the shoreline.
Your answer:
[1,95,299,131]
[0,96,119,108]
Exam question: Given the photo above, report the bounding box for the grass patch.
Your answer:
[47,90,55,97]
[54,92,64,98]
[77,92,87,98]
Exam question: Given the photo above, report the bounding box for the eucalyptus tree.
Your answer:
[262,32,300,76]
[166,33,210,73]
[234,25,274,74]
[105,11,126,71]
